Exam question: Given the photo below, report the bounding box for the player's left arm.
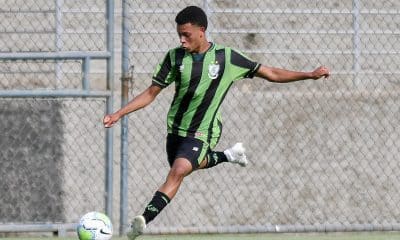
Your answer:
[255,65,330,83]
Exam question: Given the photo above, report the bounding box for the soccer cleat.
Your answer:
[224,142,248,167]
[127,215,146,240]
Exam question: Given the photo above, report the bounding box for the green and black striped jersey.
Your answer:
[152,43,260,145]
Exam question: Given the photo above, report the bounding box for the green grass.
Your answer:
[3,232,400,240]
[144,232,400,240]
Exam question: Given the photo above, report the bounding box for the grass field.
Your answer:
[3,232,400,240]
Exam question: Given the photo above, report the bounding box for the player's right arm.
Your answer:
[103,84,162,128]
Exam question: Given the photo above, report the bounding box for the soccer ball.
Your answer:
[77,211,113,240]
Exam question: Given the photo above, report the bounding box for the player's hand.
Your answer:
[103,113,120,128]
[311,66,330,80]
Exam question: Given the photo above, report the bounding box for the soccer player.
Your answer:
[103,5,330,239]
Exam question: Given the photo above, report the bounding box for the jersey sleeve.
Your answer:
[152,51,176,88]
[229,48,261,81]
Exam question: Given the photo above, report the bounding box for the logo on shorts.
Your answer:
[192,147,199,152]
[208,61,220,79]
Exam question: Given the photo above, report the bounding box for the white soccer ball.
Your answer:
[77,211,113,240]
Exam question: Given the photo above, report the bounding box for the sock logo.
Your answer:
[146,204,159,213]
[213,153,218,164]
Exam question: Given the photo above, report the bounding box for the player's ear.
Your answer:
[199,26,206,39]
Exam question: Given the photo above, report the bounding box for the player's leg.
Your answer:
[143,157,192,222]
[199,144,248,168]
[142,135,210,220]
[199,150,227,169]
[199,117,248,168]
[127,135,205,240]
[128,157,192,240]
[199,134,248,169]
[158,157,192,198]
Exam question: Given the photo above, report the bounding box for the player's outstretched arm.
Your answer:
[103,84,162,128]
[255,65,330,83]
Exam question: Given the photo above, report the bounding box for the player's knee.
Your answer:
[169,165,188,179]
[169,161,191,180]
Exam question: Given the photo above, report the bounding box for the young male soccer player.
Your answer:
[103,5,330,239]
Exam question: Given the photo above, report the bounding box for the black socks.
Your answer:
[204,151,228,168]
[142,191,171,224]
[142,152,227,224]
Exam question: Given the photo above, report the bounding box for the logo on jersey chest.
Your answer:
[208,61,220,79]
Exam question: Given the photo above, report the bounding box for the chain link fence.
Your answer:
[1,0,109,90]
[1,0,107,52]
[125,0,400,234]
[0,0,112,234]
[1,0,400,236]
[0,60,84,90]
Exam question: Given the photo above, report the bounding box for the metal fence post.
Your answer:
[204,0,213,42]
[55,0,63,88]
[352,0,361,85]
[105,0,115,224]
[120,0,131,235]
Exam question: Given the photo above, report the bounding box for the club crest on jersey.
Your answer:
[208,61,220,79]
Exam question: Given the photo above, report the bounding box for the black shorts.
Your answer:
[166,134,209,169]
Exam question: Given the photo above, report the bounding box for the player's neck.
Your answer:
[195,41,211,54]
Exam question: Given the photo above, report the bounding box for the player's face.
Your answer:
[177,23,205,53]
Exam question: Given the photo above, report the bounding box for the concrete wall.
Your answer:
[0,100,64,222]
